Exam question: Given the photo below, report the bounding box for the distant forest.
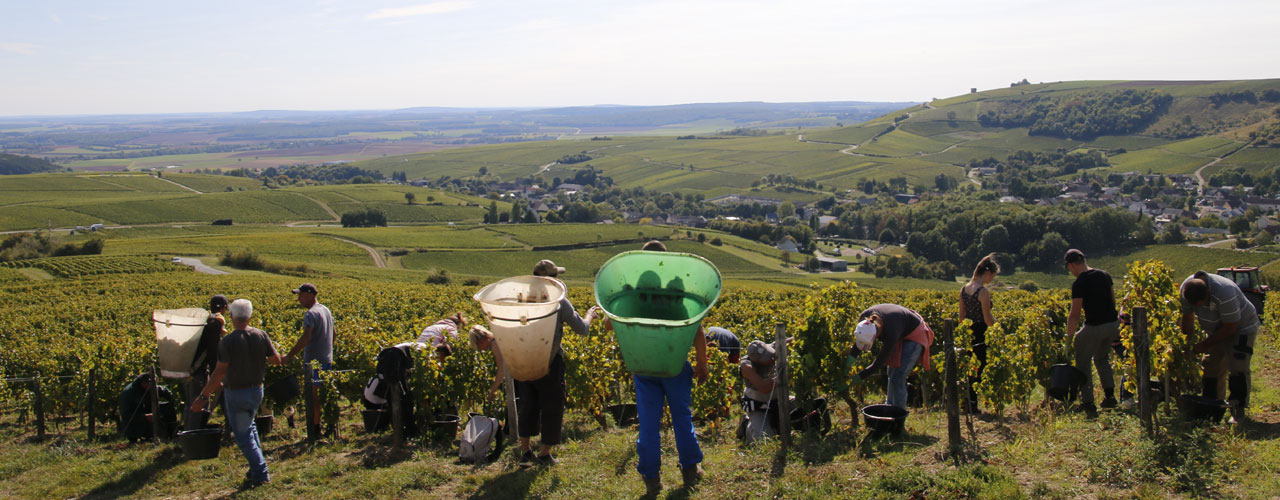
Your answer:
[0,153,61,175]
[978,89,1172,140]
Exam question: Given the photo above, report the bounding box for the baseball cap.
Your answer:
[291,283,318,294]
[1063,249,1085,264]
[209,294,229,312]
[532,260,565,277]
[854,319,878,352]
[745,340,775,364]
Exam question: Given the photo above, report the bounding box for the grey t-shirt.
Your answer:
[217,327,274,390]
[303,303,335,365]
[1180,271,1260,337]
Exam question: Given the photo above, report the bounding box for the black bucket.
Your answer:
[186,410,212,431]
[265,375,301,403]
[1182,395,1228,422]
[1047,364,1084,401]
[429,414,460,444]
[607,403,638,427]
[362,409,389,433]
[178,427,222,460]
[862,404,909,437]
[255,415,274,436]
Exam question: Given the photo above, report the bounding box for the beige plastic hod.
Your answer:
[153,308,211,379]
[473,276,566,382]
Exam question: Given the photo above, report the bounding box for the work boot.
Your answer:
[519,450,536,466]
[643,476,662,496]
[1100,397,1118,409]
[1078,402,1097,419]
[536,454,558,467]
[680,464,703,487]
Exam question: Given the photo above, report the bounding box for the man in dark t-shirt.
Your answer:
[191,298,283,487]
[1064,249,1121,416]
[705,327,742,363]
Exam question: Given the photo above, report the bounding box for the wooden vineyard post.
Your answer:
[302,362,318,442]
[503,366,519,447]
[390,383,403,446]
[943,319,961,456]
[87,366,98,442]
[1132,307,1153,436]
[150,367,163,443]
[774,322,791,449]
[33,375,46,441]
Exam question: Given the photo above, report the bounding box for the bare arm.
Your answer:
[980,288,995,327]
[741,362,775,394]
[957,290,967,323]
[488,344,506,397]
[285,325,313,362]
[857,327,903,379]
[1180,311,1197,340]
[1066,298,1084,337]
[693,327,708,383]
[1197,321,1239,353]
[267,339,284,366]
[190,361,229,412]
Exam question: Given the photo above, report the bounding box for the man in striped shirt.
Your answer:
[1180,270,1260,422]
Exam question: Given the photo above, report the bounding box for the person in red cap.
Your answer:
[1064,249,1120,417]
[282,283,335,437]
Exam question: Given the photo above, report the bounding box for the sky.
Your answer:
[1,0,1278,116]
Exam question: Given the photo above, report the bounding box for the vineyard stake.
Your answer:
[943,319,961,457]
[1132,307,1153,436]
[503,364,518,447]
[87,365,97,442]
[33,374,46,441]
[302,362,318,442]
[390,382,403,446]
[150,366,167,443]
[774,322,791,449]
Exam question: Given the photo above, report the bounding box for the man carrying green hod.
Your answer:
[1064,249,1120,417]
[1180,270,1260,423]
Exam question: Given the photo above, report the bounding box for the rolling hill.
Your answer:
[356,79,1280,196]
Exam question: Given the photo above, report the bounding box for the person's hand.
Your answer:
[190,396,207,413]
[281,353,293,365]
[694,363,709,384]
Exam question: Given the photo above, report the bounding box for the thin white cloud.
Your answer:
[366,1,472,20]
[1,42,40,56]
[49,13,63,24]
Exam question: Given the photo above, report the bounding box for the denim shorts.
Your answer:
[311,361,333,386]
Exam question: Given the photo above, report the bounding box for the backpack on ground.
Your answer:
[459,412,505,463]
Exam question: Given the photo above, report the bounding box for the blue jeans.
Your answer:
[886,341,924,409]
[634,362,702,479]
[310,361,333,387]
[223,387,269,483]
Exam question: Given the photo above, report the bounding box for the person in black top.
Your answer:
[186,294,228,427]
[705,327,742,364]
[1064,249,1120,416]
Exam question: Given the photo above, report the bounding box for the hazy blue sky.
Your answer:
[2,0,1277,115]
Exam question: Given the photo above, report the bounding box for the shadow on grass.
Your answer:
[465,467,539,500]
[80,445,183,499]
[857,430,938,459]
[793,426,860,465]
[1242,419,1280,440]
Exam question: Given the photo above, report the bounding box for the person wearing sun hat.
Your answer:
[512,260,601,467]
[846,303,935,410]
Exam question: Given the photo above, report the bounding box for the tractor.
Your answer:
[1217,266,1268,316]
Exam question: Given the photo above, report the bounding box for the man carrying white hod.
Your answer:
[1180,270,1261,424]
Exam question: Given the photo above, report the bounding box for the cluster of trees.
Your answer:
[1251,121,1280,147]
[820,196,1152,274]
[968,149,1110,199]
[340,208,388,228]
[1209,89,1280,107]
[0,232,104,262]
[721,128,774,137]
[858,254,958,280]
[557,153,592,164]
[977,89,1172,140]
[259,164,385,184]
[750,173,823,191]
[707,219,814,248]
[0,153,61,175]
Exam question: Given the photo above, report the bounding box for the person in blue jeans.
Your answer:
[847,304,934,410]
[192,298,284,488]
[609,240,711,495]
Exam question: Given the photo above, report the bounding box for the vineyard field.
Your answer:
[0,255,191,278]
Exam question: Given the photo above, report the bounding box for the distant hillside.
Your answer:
[0,153,61,175]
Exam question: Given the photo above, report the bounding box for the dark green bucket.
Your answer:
[594,251,722,377]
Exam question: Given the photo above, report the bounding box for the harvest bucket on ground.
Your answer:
[473,276,567,381]
[594,251,722,378]
[153,308,211,379]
